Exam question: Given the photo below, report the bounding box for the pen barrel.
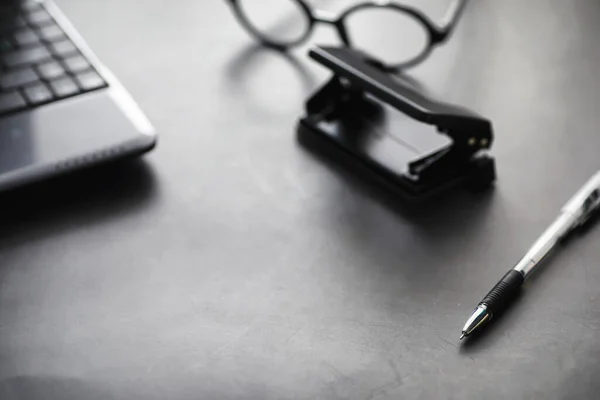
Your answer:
[481,270,524,315]
[514,212,577,277]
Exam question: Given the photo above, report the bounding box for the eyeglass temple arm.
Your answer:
[438,0,469,37]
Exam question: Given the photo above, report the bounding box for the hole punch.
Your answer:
[298,46,496,201]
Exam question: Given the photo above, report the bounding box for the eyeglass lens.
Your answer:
[236,0,311,46]
[344,7,430,66]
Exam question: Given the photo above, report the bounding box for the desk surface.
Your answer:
[2,1,600,399]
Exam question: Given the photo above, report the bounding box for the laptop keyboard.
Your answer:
[0,0,109,117]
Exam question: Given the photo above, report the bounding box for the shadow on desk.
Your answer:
[0,159,157,247]
[225,43,317,91]
[296,119,497,295]
[222,44,320,119]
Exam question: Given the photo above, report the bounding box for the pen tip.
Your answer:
[460,333,466,340]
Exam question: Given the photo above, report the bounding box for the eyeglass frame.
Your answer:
[226,0,470,72]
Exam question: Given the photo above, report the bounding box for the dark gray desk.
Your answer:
[1,1,600,399]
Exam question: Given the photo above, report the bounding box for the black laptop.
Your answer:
[0,0,156,191]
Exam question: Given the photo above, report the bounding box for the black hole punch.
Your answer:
[298,46,496,202]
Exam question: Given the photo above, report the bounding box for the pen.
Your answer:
[460,171,600,340]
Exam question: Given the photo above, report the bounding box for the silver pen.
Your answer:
[460,171,600,340]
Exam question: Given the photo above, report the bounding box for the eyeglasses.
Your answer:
[226,0,470,72]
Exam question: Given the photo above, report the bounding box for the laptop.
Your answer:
[0,0,156,191]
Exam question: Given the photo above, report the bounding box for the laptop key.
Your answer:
[14,16,27,29]
[75,70,106,92]
[0,66,38,89]
[27,9,53,27]
[37,60,66,80]
[49,76,79,98]
[4,45,51,68]
[38,24,65,42]
[63,54,90,74]
[13,28,39,47]
[49,39,77,57]
[20,0,42,12]
[23,82,53,105]
[0,90,27,114]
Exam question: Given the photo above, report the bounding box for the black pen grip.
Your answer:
[481,270,524,314]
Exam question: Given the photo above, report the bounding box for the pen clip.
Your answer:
[563,171,600,225]
[579,188,600,225]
